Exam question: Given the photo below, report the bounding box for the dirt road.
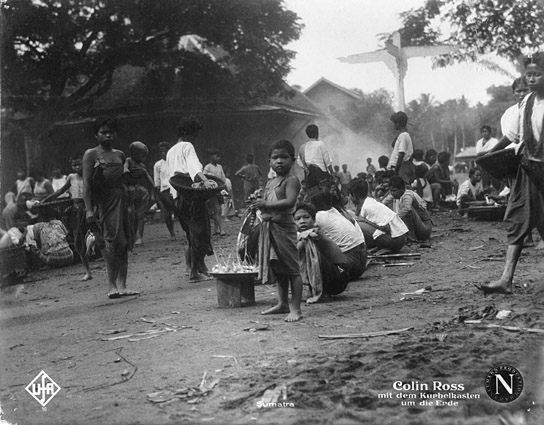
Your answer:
[1,212,543,425]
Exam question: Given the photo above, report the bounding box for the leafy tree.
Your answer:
[394,0,544,66]
[1,0,302,169]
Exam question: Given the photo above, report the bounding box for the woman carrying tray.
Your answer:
[166,116,218,282]
[477,53,544,295]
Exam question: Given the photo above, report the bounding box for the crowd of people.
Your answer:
[1,51,543,323]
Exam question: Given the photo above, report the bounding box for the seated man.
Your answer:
[383,176,433,242]
[310,191,366,281]
[427,151,458,209]
[348,178,408,252]
[294,203,349,303]
[456,168,485,215]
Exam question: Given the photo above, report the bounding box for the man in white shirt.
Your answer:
[501,77,530,152]
[154,141,179,240]
[310,191,366,281]
[166,116,217,281]
[297,125,333,191]
[389,111,415,185]
[348,178,408,252]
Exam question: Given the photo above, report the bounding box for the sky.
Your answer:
[283,0,518,107]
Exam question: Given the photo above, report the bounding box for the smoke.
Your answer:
[323,129,390,174]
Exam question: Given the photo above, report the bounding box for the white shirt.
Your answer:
[359,197,408,239]
[203,163,226,182]
[297,140,332,172]
[166,140,204,198]
[390,132,413,166]
[51,175,69,197]
[501,103,521,152]
[504,94,544,162]
[456,179,484,206]
[153,159,171,192]
[316,208,365,252]
[475,136,499,155]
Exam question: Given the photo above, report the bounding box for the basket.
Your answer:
[169,174,226,202]
[476,149,520,180]
[0,245,28,277]
[467,204,507,221]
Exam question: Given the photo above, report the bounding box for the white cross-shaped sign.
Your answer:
[338,31,457,110]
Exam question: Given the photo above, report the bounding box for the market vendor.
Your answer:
[166,116,217,282]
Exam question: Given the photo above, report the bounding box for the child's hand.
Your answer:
[251,199,267,210]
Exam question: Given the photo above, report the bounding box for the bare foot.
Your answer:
[284,309,302,322]
[118,289,140,296]
[135,238,142,245]
[107,290,120,299]
[81,273,93,281]
[189,273,212,282]
[475,279,513,295]
[535,240,544,250]
[261,304,290,315]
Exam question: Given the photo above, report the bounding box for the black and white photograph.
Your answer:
[1,0,543,424]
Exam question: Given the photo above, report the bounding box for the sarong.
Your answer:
[505,156,544,245]
[93,161,134,254]
[257,177,300,284]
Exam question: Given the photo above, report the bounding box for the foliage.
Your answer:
[393,0,544,67]
[0,0,302,172]
[1,0,303,113]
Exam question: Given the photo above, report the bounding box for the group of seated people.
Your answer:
[292,173,434,303]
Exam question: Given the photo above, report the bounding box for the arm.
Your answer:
[82,149,96,220]
[489,135,513,154]
[355,215,390,234]
[252,176,300,211]
[396,193,413,218]
[44,180,55,196]
[234,165,246,177]
[395,152,405,173]
[42,180,71,203]
[153,162,161,188]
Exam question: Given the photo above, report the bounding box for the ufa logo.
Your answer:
[484,365,523,403]
[25,371,61,407]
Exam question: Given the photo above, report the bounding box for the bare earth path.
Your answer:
[1,212,543,425]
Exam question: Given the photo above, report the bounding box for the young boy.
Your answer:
[235,153,263,200]
[295,203,349,303]
[42,154,92,280]
[383,176,433,242]
[349,178,408,253]
[203,148,227,236]
[389,111,415,185]
[124,141,154,245]
[252,139,302,322]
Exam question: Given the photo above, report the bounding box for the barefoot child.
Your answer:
[253,140,303,322]
[124,141,154,245]
[42,154,93,280]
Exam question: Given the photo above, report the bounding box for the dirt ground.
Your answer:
[1,210,544,425]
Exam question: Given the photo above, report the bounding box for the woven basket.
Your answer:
[169,174,225,202]
[476,149,520,180]
[0,245,28,276]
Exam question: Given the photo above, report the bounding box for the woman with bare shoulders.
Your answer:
[82,116,138,299]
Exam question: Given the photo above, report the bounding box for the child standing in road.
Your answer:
[252,140,303,322]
